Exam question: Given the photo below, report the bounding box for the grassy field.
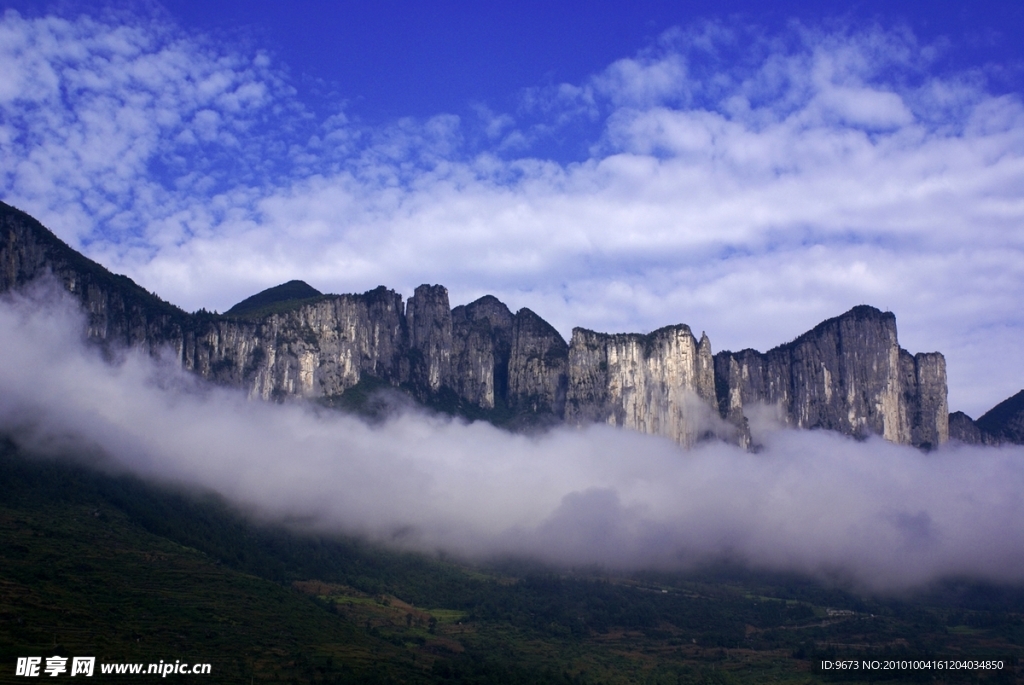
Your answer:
[1,440,1022,683]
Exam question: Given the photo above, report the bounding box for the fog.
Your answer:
[2,285,1024,593]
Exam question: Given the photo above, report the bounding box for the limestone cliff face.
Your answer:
[1,200,959,448]
[405,285,453,393]
[713,306,947,447]
[507,308,568,415]
[451,296,514,409]
[184,289,406,400]
[901,351,949,448]
[1,202,411,401]
[565,326,716,446]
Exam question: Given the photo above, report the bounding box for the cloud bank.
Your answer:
[1,11,1023,417]
[3,286,1024,593]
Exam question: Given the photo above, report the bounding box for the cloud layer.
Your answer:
[3,285,1024,593]
[1,11,1023,416]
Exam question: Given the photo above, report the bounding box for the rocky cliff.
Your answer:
[0,202,408,400]
[1,201,191,349]
[1,201,958,448]
[949,391,1024,445]
[406,284,453,393]
[565,326,718,446]
[507,308,569,416]
[713,306,948,447]
[451,296,514,410]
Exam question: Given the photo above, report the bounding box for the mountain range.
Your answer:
[1,200,1019,448]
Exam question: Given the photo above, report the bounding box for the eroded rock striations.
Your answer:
[507,308,568,416]
[406,285,453,393]
[1,201,961,448]
[713,306,949,447]
[451,296,514,410]
[565,326,718,446]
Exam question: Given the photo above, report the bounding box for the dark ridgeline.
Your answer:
[224,280,323,316]
[949,391,1024,446]
[4,199,1018,447]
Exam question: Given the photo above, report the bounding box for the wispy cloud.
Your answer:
[1,11,1023,415]
[3,285,1024,592]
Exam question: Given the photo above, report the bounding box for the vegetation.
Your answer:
[224,280,325,317]
[1,439,1022,683]
[320,378,559,431]
[222,295,332,321]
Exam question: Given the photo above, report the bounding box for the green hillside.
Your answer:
[1,441,1022,683]
[224,280,325,318]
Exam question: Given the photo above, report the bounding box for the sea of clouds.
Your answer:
[2,284,1024,593]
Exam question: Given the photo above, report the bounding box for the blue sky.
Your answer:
[1,0,1023,416]
[171,1,1024,117]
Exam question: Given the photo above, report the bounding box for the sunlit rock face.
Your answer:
[713,306,948,447]
[565,326,716,447]
[189,289,406,400]
[1,200,956,448]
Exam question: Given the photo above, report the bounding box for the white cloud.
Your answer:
[4,285,1024,592]
[0,9,293,242]
[1,12,1023,417]
[593,53,690,108]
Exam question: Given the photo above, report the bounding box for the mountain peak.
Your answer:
[225,280,323,316]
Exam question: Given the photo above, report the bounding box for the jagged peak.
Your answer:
[411,283,448,298]
[454,295,514,330]
[458,294,512,315]
[0,199,953,448]
[514,308,567,345]
[467,294,504,307]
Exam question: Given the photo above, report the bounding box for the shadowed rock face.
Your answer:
[949,411,988,444]
[0,200,191,348]
[507,308,568,416]
[451,296,514,409]
[977,390,1024,444]
[1,200,960,447]
[902,351,949,449]
[951,390,1024,445]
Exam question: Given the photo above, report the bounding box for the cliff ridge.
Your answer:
[0,201,961,448]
